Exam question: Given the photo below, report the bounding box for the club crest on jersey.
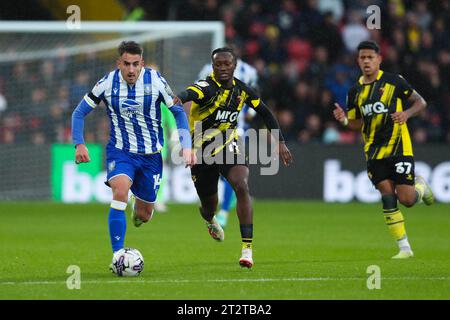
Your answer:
[361,102,388,116]
[121,99,142,118]
[144,85,152,95]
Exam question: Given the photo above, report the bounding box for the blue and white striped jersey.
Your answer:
[83,67,175,154]
[198,59,259,136]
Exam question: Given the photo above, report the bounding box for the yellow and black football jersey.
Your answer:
[347,70,414,161]
[182,73,262,155]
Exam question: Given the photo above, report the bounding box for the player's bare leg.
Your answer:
[226,165,254,268]
[377,180,413,259]
[130,195,155,227]
[199,193,218,221]
[226,166,253,224]
[110,175,132,203]
[199,193,225,241]
[397,177,434,206]
[396,184,419,208]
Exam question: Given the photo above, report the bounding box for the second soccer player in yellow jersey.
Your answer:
[333,40,435,259]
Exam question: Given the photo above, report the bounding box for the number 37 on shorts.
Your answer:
[367,156,415,186]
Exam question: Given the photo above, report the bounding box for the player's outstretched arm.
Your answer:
[72,98,94,164]
[391,91,427,125]
[155,73,197,168]
[176,90,198,104]
[182,148,197,168]
[254,102,293,166]
[167,102,197,168]
[333,103,362,130]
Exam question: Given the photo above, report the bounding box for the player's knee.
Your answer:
[114,192,129,202]
[398,195,415,208]
[232,180,250,197]
[395,189,415,207]
[112,188,129,202]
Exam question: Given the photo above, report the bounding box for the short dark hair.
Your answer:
[211,47,236,62]
[118,41,143,57]
[357,40,380,53]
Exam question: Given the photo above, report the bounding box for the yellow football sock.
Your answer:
[242,241,253,250]
[383,209,406,241]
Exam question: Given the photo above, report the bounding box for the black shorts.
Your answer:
[191,142,248,197]
[367,156,415,186]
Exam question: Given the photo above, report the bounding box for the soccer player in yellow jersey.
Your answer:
[333,41,435,259]
[176,47,293,268]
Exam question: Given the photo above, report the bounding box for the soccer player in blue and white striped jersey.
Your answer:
[72,41,196,259]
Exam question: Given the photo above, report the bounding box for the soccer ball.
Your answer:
[111,247,144,277]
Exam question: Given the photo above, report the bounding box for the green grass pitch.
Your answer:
[1,201,449,299]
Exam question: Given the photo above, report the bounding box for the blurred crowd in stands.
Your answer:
[0,0,448,146]
[0,53,112,145]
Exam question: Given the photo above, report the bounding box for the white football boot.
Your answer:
[415,176,435,206]
[205,216,225,241]
[239,244,253,268]
[130,195,143,227]
[392,250,414,259]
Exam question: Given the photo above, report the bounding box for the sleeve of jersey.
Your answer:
[71,99,95,145]
[71,75,107,145]
[346,88,361,120]
[156,73,176,108]
[178,83,207,103]
[397,74,414,100]
[168,104,192,149]
[84,75,108,108]
[244,85,262,109]
[252,101,285,142]
[186,83,206,100]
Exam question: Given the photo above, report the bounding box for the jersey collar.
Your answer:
[210,72,236,88]
[358,70,384,85]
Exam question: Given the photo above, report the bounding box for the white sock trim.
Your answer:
[111,200,127,211]
[397,237,411,251]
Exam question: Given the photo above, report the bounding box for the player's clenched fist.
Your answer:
[182,148,197,168]
[391,111,409,125]
[278,142,293,166]
[75,144,91,164]
[333,103,346,121]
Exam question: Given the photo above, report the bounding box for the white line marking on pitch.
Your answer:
[1,277,450,286]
